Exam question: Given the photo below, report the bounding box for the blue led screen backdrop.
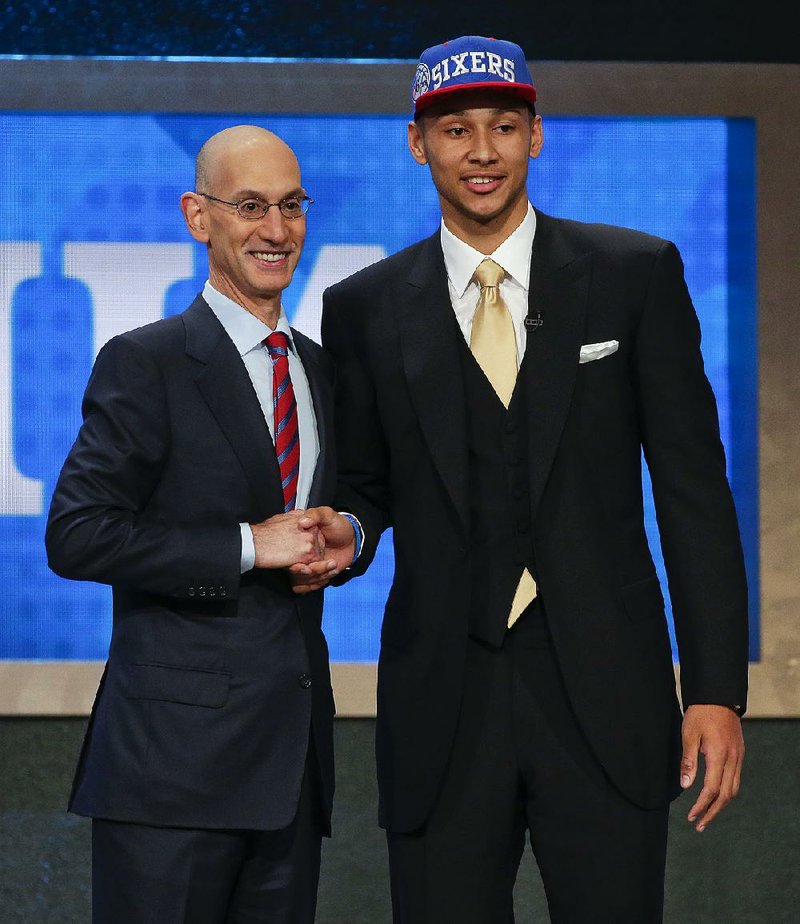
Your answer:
[0,113,758,662]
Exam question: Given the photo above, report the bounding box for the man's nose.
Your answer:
[468,128,499,163]
[255,205,291,240]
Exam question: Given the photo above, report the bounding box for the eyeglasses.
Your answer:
[199,193,313,220]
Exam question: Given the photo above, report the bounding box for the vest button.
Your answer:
[504,419,517,433]
[517,519,531,534]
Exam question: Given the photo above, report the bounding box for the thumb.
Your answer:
[311,505,335,526]
[680,729,700,789]
[297,508,322,528]
[305,506,338,530]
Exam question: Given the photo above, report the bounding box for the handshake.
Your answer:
[250,506,358,594]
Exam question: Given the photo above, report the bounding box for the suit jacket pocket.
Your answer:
[621,575,665,623]
[121,662,231,708]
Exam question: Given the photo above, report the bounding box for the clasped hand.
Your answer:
[250,506,356,593]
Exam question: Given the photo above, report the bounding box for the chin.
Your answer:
[463,202,512,226]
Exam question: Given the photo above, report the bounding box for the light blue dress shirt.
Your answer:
[202,282,319,572]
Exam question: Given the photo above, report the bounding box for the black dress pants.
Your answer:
[91,748,324,924]
[387,603,671,923]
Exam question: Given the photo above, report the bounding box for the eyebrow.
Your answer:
[231,187,305,199]
[442,107,524,117]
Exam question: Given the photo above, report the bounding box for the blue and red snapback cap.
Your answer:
[411,35,536,117]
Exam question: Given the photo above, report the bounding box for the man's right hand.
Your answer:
[250,510,325,569]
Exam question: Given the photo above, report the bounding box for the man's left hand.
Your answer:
[680,703,745,832]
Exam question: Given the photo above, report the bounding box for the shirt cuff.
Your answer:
[240,523,255,573]
[338,511,364,567]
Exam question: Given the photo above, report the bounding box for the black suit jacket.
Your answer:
[321,210,748,833]
[46,295,336,832]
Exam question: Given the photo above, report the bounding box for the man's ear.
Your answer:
[529,115,544,160]
[408,120,428,166]
[180,192,210,243]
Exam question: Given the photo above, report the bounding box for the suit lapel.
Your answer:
[521,212,591,516]
[183,297,282,518]
[395,233,470,537]
[392,216,591,533]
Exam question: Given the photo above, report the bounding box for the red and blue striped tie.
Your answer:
[265,331,299,511]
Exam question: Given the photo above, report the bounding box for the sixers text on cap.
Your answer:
[411,35,536,117]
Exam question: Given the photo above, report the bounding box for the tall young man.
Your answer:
[312,36,748,923]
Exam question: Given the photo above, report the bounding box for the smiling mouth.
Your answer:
[462,175,504,191]
[251,251,290,264]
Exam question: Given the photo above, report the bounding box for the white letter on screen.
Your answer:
[0,242,45,515]
[65,243,193,358]
[291,245,387,344]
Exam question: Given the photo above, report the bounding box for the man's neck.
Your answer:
[207,277,281,330]
[441,200,530,255]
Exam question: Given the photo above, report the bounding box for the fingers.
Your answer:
[289,560,337,576]
[687,746,743,832]
[687,757,723,831]
[292,578,332,594]
[292,526,324,564]
[288,559,337,594]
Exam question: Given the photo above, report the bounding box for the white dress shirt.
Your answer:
[203,282,320,572]
[440,202,537,368]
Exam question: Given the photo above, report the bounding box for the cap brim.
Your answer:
[414,81,537,116]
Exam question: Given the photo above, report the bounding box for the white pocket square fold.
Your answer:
[579,340,619,364]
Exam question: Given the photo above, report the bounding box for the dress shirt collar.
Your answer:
[202,281,295,356]
[440,203,537,298]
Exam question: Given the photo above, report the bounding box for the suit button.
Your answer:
[298,673,312,689]
[198,586,206,597]
[188,586,196,597]
[504,419,517,433]
[514,484,527,499]
[517,519,530,534]
[208,586,217,597]
[219,586,227,597]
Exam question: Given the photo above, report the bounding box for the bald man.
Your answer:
[46,126,344,923]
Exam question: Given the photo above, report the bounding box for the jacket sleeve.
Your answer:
[634,239,749,713]
[321,285,391,581]
[45,334,242,599]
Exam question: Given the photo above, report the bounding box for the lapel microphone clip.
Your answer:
[524,311,545,331]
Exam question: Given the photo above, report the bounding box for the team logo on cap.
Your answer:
[412,63,431,101]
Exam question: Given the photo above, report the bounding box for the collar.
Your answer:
[202,281,295,356]
[440,203,537,298]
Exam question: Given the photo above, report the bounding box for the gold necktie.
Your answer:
[469,258,537,627]
[470,258,517,409]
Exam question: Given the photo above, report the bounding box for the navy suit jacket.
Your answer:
[46,295,336,832]
[322,210,749,833]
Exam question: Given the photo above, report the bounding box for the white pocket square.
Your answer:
[579,340,619,364]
